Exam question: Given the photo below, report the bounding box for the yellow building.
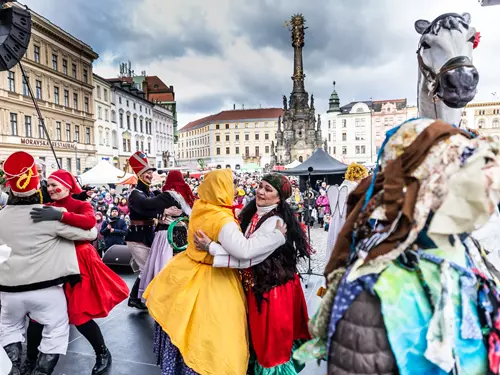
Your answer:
[461,101,500,137]
[177,108,283,170]
[0,5,98,175]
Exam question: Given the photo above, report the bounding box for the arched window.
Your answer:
[478,119,485,129]
[493,119,500,129]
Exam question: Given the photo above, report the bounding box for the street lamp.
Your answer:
[73,141,78,175]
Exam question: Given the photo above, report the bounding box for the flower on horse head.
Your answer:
[473,32,481,49]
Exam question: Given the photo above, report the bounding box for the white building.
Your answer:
[108,78,155,169]
[153,104,175,168]
[461,101,500,136]
[93,75,117,164]
[177,108,283,170]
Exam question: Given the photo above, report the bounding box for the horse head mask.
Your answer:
[415,13,479,109]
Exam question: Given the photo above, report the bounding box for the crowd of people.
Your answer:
[3,115,500,375]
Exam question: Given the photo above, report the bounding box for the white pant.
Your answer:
[128,241,151,271]
[0,286,69,355]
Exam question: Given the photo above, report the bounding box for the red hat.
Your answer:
[3,151,39,197]
[48,169,82,194]
[128,151,155,176]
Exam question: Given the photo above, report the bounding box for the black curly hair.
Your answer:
[239,198,310,310]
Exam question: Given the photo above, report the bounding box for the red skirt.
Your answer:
[64,243,129,326]
[247,274,311,368]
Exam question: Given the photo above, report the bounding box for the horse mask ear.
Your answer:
[461,12,471,25]
[415,19,431,35]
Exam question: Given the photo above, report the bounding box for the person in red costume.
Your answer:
[25,169,129,375]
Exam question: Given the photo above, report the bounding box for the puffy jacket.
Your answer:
[328,291,399,375]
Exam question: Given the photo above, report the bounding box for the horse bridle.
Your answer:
[416,43,475,100]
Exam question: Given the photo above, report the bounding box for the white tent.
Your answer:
[285,160,302,169]
[78,160,134,185]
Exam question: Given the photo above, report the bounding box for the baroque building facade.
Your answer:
[93,74,117,165]
[273,14,322,165]
[461,100,500,136]
[153,103,175,168]
[177,108,282,170]
[0,5,98,175]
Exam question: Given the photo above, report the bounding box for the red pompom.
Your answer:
[473,32,481,49]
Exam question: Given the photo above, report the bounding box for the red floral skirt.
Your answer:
[247,274,311,368]
[64,243,129,326]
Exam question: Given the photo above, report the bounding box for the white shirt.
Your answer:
[209,205,285,268]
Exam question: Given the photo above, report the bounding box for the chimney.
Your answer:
[242,104,245,109]
[233,104,236,110]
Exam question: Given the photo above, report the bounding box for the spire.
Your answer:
[327,80,341,113]
[286,14,307,93]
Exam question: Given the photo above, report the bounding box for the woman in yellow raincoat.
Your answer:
[144,169,286,375]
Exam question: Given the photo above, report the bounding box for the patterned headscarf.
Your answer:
[262,173,293,201]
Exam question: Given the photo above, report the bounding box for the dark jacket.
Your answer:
[126,181,179,247]
[328,291,398,375]
[100,217,128,249]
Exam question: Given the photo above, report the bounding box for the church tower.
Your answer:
[274,14,322,165]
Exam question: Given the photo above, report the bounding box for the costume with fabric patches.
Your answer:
[294,118,500,375]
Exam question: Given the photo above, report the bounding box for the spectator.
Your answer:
[93,211,106,256]
[117,197,129,216]
[100,207,128,251]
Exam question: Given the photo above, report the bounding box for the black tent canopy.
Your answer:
[280,148,348,176]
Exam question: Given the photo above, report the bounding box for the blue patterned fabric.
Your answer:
[154,323,199,375]
[327,271,379,350]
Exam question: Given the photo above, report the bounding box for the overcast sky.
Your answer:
[28,0,500,128]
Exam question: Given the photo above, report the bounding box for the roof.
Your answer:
[280,148,348,175]
[340,101,373,114]
[145,76,171,91]
[179,108,284,133]
[372,99,407,112]
[150,93,175,102]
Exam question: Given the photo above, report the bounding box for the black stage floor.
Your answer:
[53,270,326,375]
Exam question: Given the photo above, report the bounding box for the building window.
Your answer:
[85,127,91,144]
[123,139,127,152]
[255,146,260,156]
[342,146,347,155]
[73,93,78,109]
[126,100,129,107]
[8,71,15,92]
[84,97,89,112]
[56,122,62,140]
[493,119,500,129]
[225,124,229,129]
[111,110,116,123]
[25,116,32,137]
[328,134,331,142]
[265,133,269,140]
[216,124,220,130]
[265,145,270,154]
[355,131,365,141]
[342,119,347,128]
[133,117,137,131]
[103,89,108,102]
[127,115,130,130]
[255,133,259,140]
[235,134,240,141]
[34,45,40,63]
[355,145,360,154]
[62,89,69,107]
[119,113,123,128]
[245,146,250,157]
[216,147,220,155]
[148,142,151,154]
[76,158,81,174]
[119,97,122,104]
[139,118,143,133]
[96,85,101,99]
[62,59,68,75]
[342,133,347,141]
[75,125,80,143]
[72,63,77,79]
[235,146,240,154]
[83,69,88,83]
[245,134,249,141]
[10,113,17,135]
[105,109,109,121]
[216,135,220,142]
[35,80,42,99]
[361,145,366,154]
[226,147,230,154]
[52,54,58,70]
[53,86,59,104]
[38,119,44,139]
[66,123,71,141]
[66,158,71,172]
[97,106,102,120]
[478,119,485,129]
[22,74,28,96]
[225,134,229,142]
[57,158,62,168]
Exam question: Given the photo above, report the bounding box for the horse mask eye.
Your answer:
[421,41,431,49]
